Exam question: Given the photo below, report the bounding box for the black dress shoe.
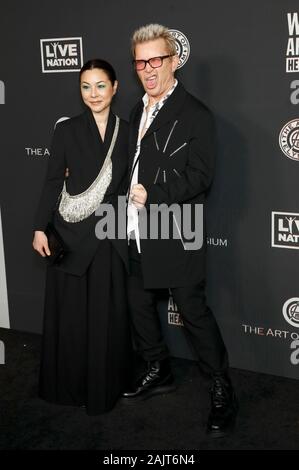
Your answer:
[206,373,238,438]
[122,358,176,400]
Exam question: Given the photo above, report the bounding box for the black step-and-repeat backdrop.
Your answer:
[1,0,299,379]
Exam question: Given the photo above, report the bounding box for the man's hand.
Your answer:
[130,184,147,209]
[32,231,50,257]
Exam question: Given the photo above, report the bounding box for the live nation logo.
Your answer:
[271,211,299,249]
[40,37,83,73]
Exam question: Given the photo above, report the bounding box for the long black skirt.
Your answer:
[39,239,133,415]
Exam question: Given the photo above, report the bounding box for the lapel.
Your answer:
[103,109,116,154]
[85,108,116,170]
[143,81,187,138]
[128,82,187,169]
[128,102,143,169]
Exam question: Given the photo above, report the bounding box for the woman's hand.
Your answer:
[32,231,50,257]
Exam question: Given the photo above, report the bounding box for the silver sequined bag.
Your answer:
[58,116,119,223]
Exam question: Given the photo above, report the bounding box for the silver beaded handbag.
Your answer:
[58,116,120,223]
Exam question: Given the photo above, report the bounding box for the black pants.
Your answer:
[128,241,229,376]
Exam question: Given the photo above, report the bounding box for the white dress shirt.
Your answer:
[127,80,178,253]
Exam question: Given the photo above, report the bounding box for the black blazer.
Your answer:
[128,81,216,288]
[34,109,129,275]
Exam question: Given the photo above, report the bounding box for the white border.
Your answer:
[0,207,10,328]
[271,211,299,249]
[40,37,83,73]
[0,80,5,104]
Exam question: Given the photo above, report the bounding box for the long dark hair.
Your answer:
[79,59,117,85]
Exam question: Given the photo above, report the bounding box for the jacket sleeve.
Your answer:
[145,108,216,207]
[33,123,66,231]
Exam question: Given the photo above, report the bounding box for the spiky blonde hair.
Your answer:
[131,23,177,57]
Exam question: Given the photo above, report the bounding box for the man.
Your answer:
[124,23,237,437]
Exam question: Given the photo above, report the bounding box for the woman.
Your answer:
[32,59,132,415]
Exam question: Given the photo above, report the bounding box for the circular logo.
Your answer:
[169,29,190,69]
[279,119,299,161]
[283,298,299,328]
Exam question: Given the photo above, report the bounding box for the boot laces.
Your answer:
[212,377,230,407]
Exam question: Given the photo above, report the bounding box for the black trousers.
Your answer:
[128,241,229,376]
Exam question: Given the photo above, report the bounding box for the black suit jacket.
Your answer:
[128,81,216,288]
[34,109,129,275]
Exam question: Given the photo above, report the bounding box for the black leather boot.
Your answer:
[206,373,238,438]
[122,358,176,400]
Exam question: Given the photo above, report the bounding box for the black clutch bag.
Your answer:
[45,223,68,265]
